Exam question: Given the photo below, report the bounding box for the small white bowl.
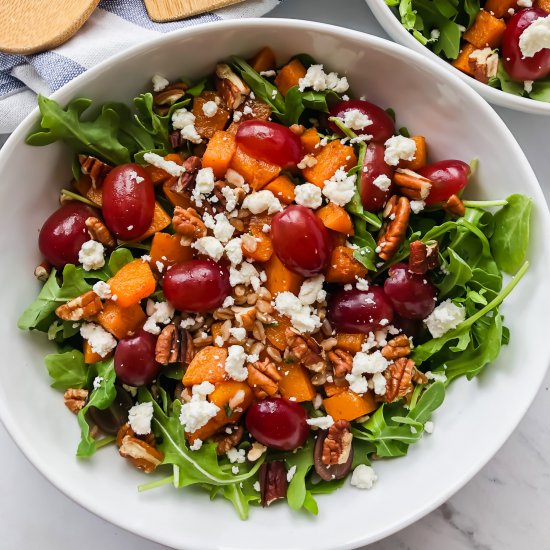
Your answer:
[366,0,550,115]
[0,18,549,550]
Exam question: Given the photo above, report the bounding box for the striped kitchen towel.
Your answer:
[0,0,282,134]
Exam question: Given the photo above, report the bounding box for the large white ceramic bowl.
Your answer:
[1,18,549,550]
[366,0,550,115]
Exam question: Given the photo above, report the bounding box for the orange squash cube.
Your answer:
[107,259,156,308]
[323,389,378,421]
[278,362,316,402]
[182,346,228,386]
[95,301,146,340]
[463,10,506,49]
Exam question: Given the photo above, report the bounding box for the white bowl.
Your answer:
[0,18,549,550]
[366,0,550,115]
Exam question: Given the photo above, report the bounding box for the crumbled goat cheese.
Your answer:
[519,14,550,57]
[192,167,215,206]
[180,317,198,329]
[260,69,276,77]
[190,439,203,451]
[227,447,246,463]
[202,100,219,117]
[346,350,389,394]
[128,402,154,435]
[172,108,202,144]
[242,190,283,215]
[369,372,387,396]
[298,275,326,306]
[384,135,417,166]
[229,262,260,289]
[203,212,235,243]
[179,396,219,433]
[214,335,224,346]
[430,29,441,41]
[231,466,240,475]
[306,415,334,429]
[274,292,322,333]
[424,299,466,338]
[156,261,164,273]
[350,464,378,489]
[248,442,267,461]
[517,0,532,6]
[229,327,247,341]
[224,345,249,381]
[80,323,116,357]
[253,481,261,492]
[232,110,243,122]
[322,167,356,206]
[221,186,239,212]
[193,381,216,399]
[298,64,349,93]
[287,465,297,482]
[262,224,270,233]
[225,237,243,266]
[339,108,372,130]
[92,281,111,300]
[225,168,245,187]
[152,74,169,92]
[143,300,175,335]
[143,152,185,177]
[222,296,235,308]
[524,80,534,93]
[425,370,448,383]
[193,236,225,262]
[424,421,435,434]
[93,376,103,389]
[297,154,318,169]
[344,284,353,291]
[410,200,426,214]
[295,183,323,209]
[355,277,369,291]
[372,174,391,192]
[78,240,105,271]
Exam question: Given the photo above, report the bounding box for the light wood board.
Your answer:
[144,0,245,22]
[0,0,100,54]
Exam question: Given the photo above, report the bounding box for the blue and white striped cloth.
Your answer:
[0,0,281,134]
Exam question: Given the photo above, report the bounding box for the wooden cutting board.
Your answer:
[0,0,100,54]
[144,0,245,22]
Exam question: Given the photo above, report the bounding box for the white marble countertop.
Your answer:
[1,0,549,548]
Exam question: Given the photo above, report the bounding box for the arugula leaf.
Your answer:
[45,349,89,391]
[108,248,135,274]
[488,63,524,96]
[490,194,532,274]
[529,78,550,102]
[222,481,260,520]
[433,20,461,59]
[104,102,156,155]
[285,439,314,511]
[352,219,378,271]
[463,0,480,27]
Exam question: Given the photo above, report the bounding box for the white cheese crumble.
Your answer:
[203,212,235,243]
[306,415,334,429]
[294,183,323,209]
[92,281,111,300]
[430,29,441,41]
[410,200,426,214]
[424,421,435,434]
[143,300,175,335]
[322,167,356,206]
[128,402,154,435]
[190,439,203,451]
[298,275,326,305]
[287,465,297,482]
[229,327,247,341]
[193,236,225,262]
[519,14,550,58]
[369,372,387,396]
[225,237,243,266]
[192,167,215,206]
[152,74,169,92]
[80,323,116,358]
[517,0,532,6]
[274,291,322,333]
[312,393,323,410]
[179,383,219,433]
[384,135,417,166]
[424,299,466,338]
[224,345,249,381]
[172,108,202,144]
[229,262,260,289]
[350,464,378,489]
[242,190,283,215]
[298,64,349,93]
[78,240,105,271]
[425,370,448,383]
[524,80,534,94]
[355,277,369,291]
[221,186,239,212]
[253,481,261,492]
[339,108,372,131]
[143,152,185,177]
[225,168,245,187]
[372,174,392,192]
[297,154,318,169]
[346,351,389,395]
[227,447,246,463]
[202,100,219,117]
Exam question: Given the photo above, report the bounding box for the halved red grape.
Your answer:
[418,160,470,205]
[163,260,231,312]
[327,287,394,334]
[502,8,550,81]
[102,163,155,240]
[246,397,309,451]
[361,142,394,212]
[329,99,395,143]
[38,201,97,269]
[271,205,331,277]
[114,329,160,387]
[384,263,436,319]
[236,120,302,167]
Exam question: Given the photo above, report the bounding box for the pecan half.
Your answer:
[444,194,465,217]
[408,240,439,274]
[153,82,188,114]
[384,357,415,403]
[34,260,51,282]
[85,216,115,248]
[327,348,353,379]
[211,180,246,212]
[55,290,103,321]
[468,48,499,84]
[155,324,180,364]
[213,425,244,455]
[285,329,325,373]
[377,196,411,261]
[321,420,353,465]
[381,334,411,360]
[117,424,164,474]
[180,328,195,365]
[116,423,155,447]
[78,155,111,187]
[170,156,202,195]
[172,206,207,244]
[247,358,282,399]
[259,461,287,507]
[215,63,250,110]
[63,388,88,414]
[393,169,432,201]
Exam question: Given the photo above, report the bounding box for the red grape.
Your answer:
[418,160,470,205]
[384,263,436,319]
[163,260,231,312]
[38,202,97,269]
[236,120,302,167]
[102,163,155,240]
[271,205,331,277]
[246,397,309,451]
[502,8,550,81]
[327,287,394,334]
[114,329,160,386]
[329,99,395,143]
[361,142,394,212]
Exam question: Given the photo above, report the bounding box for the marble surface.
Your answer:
[1,0,549,548]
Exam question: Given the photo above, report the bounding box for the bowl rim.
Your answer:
[1,17,549,549]
[365,0,550,116]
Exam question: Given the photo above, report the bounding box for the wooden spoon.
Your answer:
[0,0,100,55]
[144,0,245,22]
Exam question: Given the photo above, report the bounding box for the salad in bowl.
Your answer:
[18,47,531,519]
